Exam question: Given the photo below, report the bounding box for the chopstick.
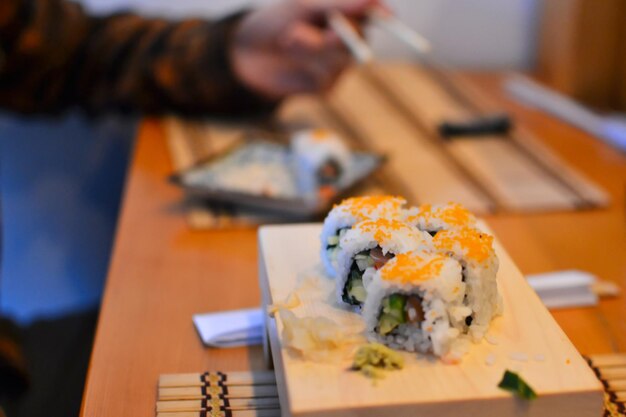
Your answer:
[328,8,432,64]
[367,8,431,54]
[159,371,276,388]
[327,10,374,64]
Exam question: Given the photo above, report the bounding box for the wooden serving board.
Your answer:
[257,223,603,417]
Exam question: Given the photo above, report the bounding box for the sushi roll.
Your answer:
[335,218,431,309]
[291,129,351,195]
[405,202,477,237]
[362,251,469,361]
[321,195,407,278]
[431,227,501,341]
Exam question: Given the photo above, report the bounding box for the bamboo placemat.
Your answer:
[165,63,609,230]
[155,371,281,417]
[156,354,626,417]
[586,354,626,417]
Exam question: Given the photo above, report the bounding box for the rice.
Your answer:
[320,196,407,278]
[431,227,502,341]
[362,252,470,361]
[291,129,351,195]
[405,202,477,235]
[335,218,431,308]
[318,198,502,363]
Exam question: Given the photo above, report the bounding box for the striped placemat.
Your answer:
[586,354,626,417]
[155,371,280,417]
[165,63,609,230]
[156,354,626,417]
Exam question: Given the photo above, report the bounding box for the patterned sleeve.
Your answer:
[0,0,278,116]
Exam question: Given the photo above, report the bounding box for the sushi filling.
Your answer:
[316,158,343,185]
[342,247,395,306]
[376,293,425,336]
[326,227,350,267]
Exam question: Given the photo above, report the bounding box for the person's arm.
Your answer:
[0,0,279,116]
[0,0,379,117]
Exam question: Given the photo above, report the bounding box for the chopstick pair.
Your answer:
[157,371,280,417]
[327,8,431,64]
[327,7,516,139]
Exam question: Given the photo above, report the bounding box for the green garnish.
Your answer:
[497,370,538,400]
[352,342,404,380]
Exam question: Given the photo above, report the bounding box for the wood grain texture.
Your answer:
[165,64,608,222]
[80,73,626,417]
[259,224,603,417]
[537,0,625,109]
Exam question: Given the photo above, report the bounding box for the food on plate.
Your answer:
[319,197,501,361]
[291,129,351,194]
[320,195,407,278]
[362,252,470,361]
[432,227,502,341]
[335,219,431,308]
[498,370,538,400]
[406,202,477,236]
[351,342,404,379]
[278,308,362,361]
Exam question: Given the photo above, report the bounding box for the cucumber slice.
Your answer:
[327,235,339,246]
[378,313,402,335]
[387,294,407,323]
[348,282,367,303]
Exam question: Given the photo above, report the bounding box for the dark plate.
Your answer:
[169,139,384,217]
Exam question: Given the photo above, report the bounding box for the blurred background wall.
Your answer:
[78,0,541,70]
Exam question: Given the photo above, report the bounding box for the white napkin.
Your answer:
[193,308,264,348]
[526,270,598,309]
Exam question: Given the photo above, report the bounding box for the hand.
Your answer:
[231,0,381,99]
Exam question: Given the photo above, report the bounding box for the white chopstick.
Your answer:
[327,10,374,64]
[368,8,431,55]
[328,9,432,63]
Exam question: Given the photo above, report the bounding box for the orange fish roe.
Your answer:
[433,227,494,263]
[409,202,474,227]
[380,252,446,285]
[355,218,414,244]
[311,128,331,141]
[334,195,406,221]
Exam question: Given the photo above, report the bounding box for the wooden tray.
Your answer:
[258,223,603,417]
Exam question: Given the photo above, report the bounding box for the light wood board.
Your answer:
[165,63,609,229]
[258,223,603,417]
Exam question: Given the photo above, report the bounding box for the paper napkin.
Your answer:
[193,308,264,348]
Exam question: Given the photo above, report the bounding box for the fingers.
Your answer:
[281,21,326,53]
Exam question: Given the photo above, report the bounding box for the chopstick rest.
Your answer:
[193,308,264,348]
[526,270,620,309]
[526,270,598,309]
[438,113,513,138]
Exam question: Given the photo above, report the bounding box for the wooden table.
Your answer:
[80,74,626,417]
